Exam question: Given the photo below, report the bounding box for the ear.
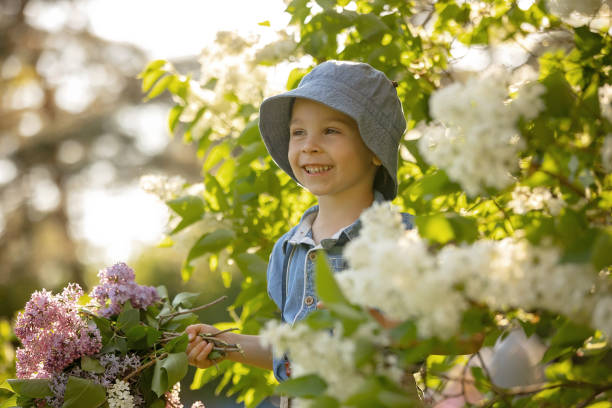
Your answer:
[372,156,382,166]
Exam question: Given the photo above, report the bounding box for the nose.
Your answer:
[301,132,321,153]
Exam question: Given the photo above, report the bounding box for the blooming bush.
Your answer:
[2,263,222,408]
[132,0,612,406]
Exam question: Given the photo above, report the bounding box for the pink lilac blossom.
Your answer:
[14,283,102,379]
[90,262,159,317]
[165,383,183,408]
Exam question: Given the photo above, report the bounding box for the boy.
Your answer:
[186,60,412,383]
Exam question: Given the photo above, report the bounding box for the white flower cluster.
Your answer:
[107,380,134,408]
[417,68,546,196]
[546,0,612,26]
[508,186,566,215]
[260,321,396,403]
[139,174,186,201]
[602,134,612,173]
[336,204,604,339]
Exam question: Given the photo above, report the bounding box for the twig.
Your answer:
[158,295,227,324]
[123,352,168,382]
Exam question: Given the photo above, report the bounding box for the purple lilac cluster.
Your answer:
[45,353,143,407]
[90,262,159,317]
[14,283,102,379]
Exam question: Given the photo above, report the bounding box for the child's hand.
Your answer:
[186,324,224,369]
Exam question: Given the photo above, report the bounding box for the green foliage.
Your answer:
[138,0,612,406]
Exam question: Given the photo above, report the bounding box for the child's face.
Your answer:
[288,98,378,200]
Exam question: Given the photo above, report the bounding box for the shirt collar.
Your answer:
[282,190,387,252]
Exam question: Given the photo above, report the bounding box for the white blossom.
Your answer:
[338,205,601,339]
[139,174,186,201]
[546,0,612,26]
[107,380,134,408]
[592,295,612,338]
[508,186,566,215]
[599,84,612,124]
[602,134,612,173]
[260,321,364,401]
[418,68,545,196]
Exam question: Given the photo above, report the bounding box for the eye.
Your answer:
[291,129,305,137]
[325,128,340,135]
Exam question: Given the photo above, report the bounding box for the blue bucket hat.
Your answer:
[258,60,406,200]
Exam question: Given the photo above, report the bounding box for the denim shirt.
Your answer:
[266,191,414,381]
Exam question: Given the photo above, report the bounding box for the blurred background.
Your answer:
[0,0,290,405]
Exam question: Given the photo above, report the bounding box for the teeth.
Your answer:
[304,165,332,174]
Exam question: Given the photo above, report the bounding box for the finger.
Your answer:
[195,342,214,363]
[187,339,208,361]
[186,337,202,354]
[316,301,326,309]
[186,324,203,341]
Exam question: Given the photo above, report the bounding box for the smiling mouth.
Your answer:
[303,165,333,174]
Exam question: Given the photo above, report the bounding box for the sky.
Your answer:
[85,0,291,59]
[24,0,292,263]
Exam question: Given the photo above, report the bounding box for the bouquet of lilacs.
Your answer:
[1,263,237,408]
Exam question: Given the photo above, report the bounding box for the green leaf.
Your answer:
[62,377,106,408]
[163,333,189,353]
[142,69,167,93]
[574,26,603,59]
[415,213,454,244]
[152,353,189,397]
[166,195,205,234]
[315,0,335,10]
[541,71,574,117]
[591,229,612,270]
[168,104,185,133]
[355,13,389,40]
[81,356,105,374]
[234,253,267,279]
[0,395,17,408]
[203,142,232,172]
[172,292,200,308]
[314,252,348,305]
[275,374,327,397]
[163,353,189,387]
[145,74,174,100]
[186,229,236,264]
[151,359,167,397]
[117,306,140,332]
[286,67,309,90]
[140,59,167,76]
[6,379,52,398]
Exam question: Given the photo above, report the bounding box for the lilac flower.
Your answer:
[90,263,159,317]
[164,383,183,408]
[14,284,102,379]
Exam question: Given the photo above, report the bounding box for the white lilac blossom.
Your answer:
[508,186,566,215]
[107,380,135,408]
[602,134,612,173]
[140,174,187,201]
[546,0,611,22]
[260,321,363,401]
[417,68,546,196]
[592,296,612,338]
[336,204,602,339]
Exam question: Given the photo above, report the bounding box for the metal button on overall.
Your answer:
[304,296,314,306]
[308,252,317,261]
